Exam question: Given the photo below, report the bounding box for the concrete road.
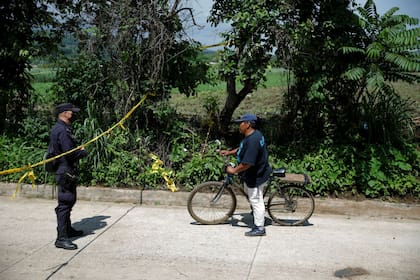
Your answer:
[0,196,419,280]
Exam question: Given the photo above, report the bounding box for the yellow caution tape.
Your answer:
[200,41,227,50]
[149,153,178,192]
[1,92,155,196]
[13,170,36,199]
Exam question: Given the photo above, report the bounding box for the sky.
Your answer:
[184,0,420,47]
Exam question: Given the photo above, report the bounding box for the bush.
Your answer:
[269,143,419,199]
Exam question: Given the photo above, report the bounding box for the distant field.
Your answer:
[31,66,56,83]
[170,69,419,118]
[31,67,418,118]
[170,69,290,118]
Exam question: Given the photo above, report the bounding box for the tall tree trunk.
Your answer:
[218,77,255,133]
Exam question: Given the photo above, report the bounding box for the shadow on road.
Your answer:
[71,215,111,239]
[188,212,313,227]
[232,212,314,227]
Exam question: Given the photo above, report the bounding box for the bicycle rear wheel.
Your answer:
[267,185,314,226]
[187,181,237,225]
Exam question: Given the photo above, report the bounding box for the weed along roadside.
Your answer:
[1,182,419,220]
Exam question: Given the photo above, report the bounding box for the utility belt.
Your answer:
[56,171,79,192]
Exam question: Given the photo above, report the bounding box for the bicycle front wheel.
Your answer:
[268,185,314,226]
[187,181,237,225]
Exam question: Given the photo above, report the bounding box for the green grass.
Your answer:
[32,66,418,118]
[170,69,291,118]
[30,66,56,83]
[170,70,419,119]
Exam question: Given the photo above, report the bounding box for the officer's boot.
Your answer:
[67,219,84,238]
[55,227,78,250]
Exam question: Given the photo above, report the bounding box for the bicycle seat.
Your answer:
[273,167,286,177]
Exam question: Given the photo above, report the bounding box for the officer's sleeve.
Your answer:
[58,131,87,161]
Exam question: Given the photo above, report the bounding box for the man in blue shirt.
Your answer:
[220,114,272,236]
[49,103,87,249]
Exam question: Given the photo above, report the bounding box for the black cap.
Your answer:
[56,103,80,114]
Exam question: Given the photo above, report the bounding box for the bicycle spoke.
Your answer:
[268,185,314,226]
[187,181,236,225]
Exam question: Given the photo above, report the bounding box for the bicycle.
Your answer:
[187,166,315,226]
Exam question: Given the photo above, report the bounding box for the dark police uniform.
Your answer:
[49,103,87,249]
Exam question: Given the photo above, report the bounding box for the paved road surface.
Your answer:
[0,196,419,280]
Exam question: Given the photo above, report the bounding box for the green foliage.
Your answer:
[356,144,419,197]
[1,0,419,203]
[209,0,278,129]
[359,85,415,145]
[0,0,70,134]
[175,141,225,191]
[270,145,356,196]
[338,1,420,145]
[278,0,363,143]
[31,67,56,83]
[81,129,144,187]
[346,0,420,85]
[0,135,45,183]
[269,143,419,198]
[164,42,210,97]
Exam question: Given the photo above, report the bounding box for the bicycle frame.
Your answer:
[212,174,247,204]
[187,171,315,226]
[214,173,276,205]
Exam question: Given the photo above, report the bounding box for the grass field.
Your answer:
[170,69,290,118]
[170,69,420,118]
[31,67,419,118]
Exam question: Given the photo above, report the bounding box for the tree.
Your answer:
[209,0,362,140]
[275,0,363,143]
[340,0,420,144]
[0,0,65,134]
[54,0,208,127]
[209,0,281,132]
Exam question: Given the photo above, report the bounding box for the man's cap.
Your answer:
[233,113,258,123]
[56,103,80,114]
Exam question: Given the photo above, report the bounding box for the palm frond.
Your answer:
[385,53,420,72]
[387,72,420,83]
[366,68,385,90]
[341,67,365,81]
[382,7,399,18]
[366,42,383,59]
[394,27,420,47]
[338,46,365,55]
[363,0,378,21]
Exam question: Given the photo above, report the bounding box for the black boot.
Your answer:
[55,228,78,250]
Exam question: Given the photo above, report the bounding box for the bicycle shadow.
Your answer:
[70,215,111,240]
[231,212,313,227]
[231,212,273,228]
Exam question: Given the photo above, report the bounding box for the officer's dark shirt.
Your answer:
[50,119,87,174]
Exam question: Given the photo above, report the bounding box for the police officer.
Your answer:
[49,103,87,250]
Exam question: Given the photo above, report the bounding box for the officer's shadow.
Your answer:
[71,215,110,240]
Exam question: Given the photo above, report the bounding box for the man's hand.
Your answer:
[226,166,235,174]
[219,150,230,156]
[219,148,237,156]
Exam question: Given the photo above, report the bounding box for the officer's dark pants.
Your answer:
[55,173,77,236]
